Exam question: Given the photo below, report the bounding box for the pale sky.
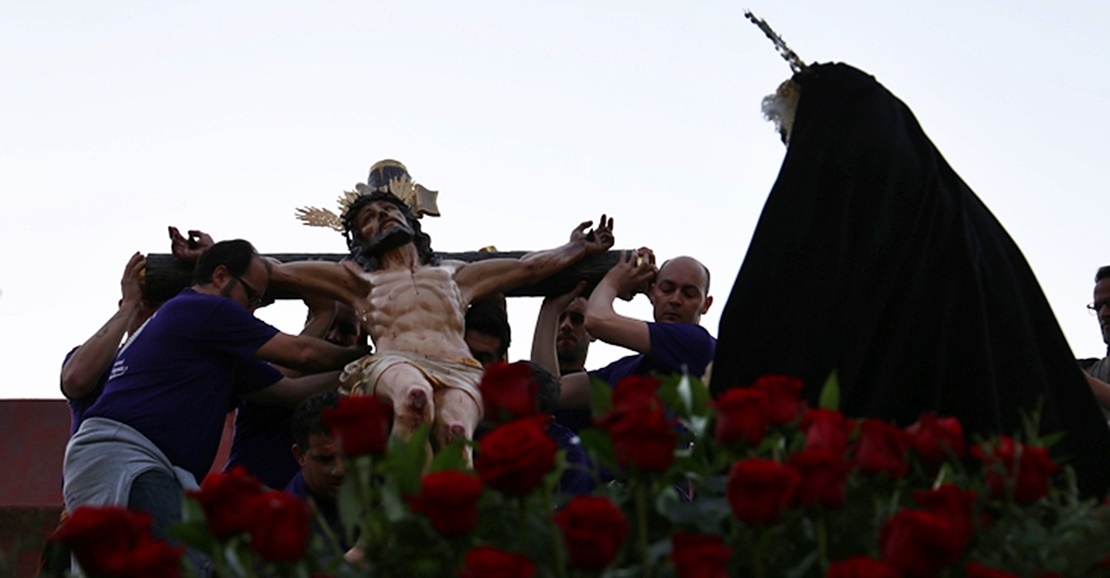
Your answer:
[3,1,1110,399]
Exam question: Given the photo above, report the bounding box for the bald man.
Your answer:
[534,249,716,407]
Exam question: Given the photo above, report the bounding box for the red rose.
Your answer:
[912,484,979,553]
[801,408,854,455]
[787,448,852,509]
[905,413,965,470]
[853,419,910,479]
[322,394,393,457]
[971,437,1060,504]
[712,387,769,446]
[598,406,677,473]
[476,415,558,496]
[670,533,732,578]
[827,557,901,578]
[458,546,535,578]
[479,361,540,423]
[115,537,184,578]
[554,496,629,570]
[409,470,484,536]
[187,466,265,538]
[248,490,311,562]
[879,509,960,578]
[751,374,804,425]
[610,375,664,413]
[726,458,800,525]
[964,562,1019,578]
[50,506,183,578]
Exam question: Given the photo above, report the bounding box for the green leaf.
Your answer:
[818,370,840,410]
[428,438,469,472]
[588,375,614,417]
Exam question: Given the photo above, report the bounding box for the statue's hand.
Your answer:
[572,213,614,255]
[168,226,214,263]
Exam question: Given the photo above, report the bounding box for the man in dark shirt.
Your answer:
[536,251,716,408]
[63,239,369,575]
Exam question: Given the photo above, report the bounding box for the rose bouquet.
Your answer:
[48,365,1110,577]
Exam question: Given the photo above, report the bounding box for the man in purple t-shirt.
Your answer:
[534,251,715,408]
[62,239,370,575]
[61,251,162,436]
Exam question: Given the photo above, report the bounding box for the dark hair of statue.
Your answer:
[291,390,342,450]
[343,190,439,271]
[192,239,258,285]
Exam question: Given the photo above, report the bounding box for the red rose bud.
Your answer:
[712,387,769,446]
[554,496,629,571]
[479,361,540,423]
[726,458,800,525]
[476,415,558,496]
[801,408,854,455]
[853,419,911,479]
[410,470,483,536]
[971,437,1060,504]
[905,413,965,469]
[751,374,804,425]
[248,490,311,562]
[670,533,732,578]
[598,406,677,473]
[880,509,959,578]
[827,557,901,578]
[187,466,265,538]
[458,545,536,578]
[787,449,852,509]
[322,394,393,457]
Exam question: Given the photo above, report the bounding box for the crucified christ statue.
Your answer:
[269,161,614,461]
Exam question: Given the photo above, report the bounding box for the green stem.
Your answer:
[741,527,765,578]
[635,481,652,578]
[518,496,529,550]
[816,511,829,573]
[543,489,569,578]
[358,457,377,542]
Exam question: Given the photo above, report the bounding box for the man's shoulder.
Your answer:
[647,322,715,344]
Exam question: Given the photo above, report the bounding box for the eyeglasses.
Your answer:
[1086,300,1110,315]
[230,273,267,309]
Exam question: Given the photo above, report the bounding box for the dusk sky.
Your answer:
[4,1,1109,398]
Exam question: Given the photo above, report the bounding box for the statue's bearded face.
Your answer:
[355,200,416,255]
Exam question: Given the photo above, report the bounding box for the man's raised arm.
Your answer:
[584,248,656,354]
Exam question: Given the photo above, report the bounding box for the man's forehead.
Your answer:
[658,261,708,289]
[1096,278,1110,296]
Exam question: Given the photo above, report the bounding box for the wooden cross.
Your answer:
[142,250,623,303]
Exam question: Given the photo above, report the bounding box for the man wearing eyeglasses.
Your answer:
[1079,266,1110,419]
[63,238,369,577]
